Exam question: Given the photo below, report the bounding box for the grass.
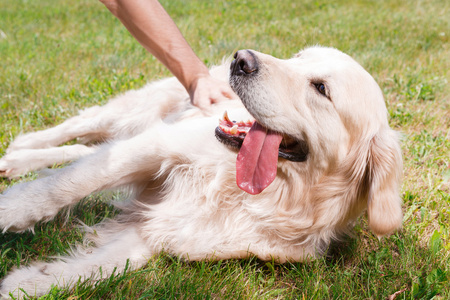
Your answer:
[0,0,449,298]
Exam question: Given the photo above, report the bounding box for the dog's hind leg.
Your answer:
[0,224,152,299]
[5,105,111,154]
[6,77,190,154]
[0,145,98,178]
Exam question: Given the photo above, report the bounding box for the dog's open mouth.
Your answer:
[215,111,308,195]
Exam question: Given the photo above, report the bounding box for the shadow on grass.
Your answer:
[1,203,448,299]
[0,197,119,278]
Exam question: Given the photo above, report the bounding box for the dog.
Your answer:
[0,46,403,298]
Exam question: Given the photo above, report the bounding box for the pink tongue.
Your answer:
[236,122,283,195]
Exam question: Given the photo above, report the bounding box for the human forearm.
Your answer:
[99,0,209,91]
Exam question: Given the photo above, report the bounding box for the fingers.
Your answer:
[210,86,238,104]
[189,75,238,113]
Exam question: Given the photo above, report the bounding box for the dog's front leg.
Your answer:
[0,128,171,232]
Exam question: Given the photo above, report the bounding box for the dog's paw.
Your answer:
[0,178,63,233]
[0,198,34,233]
[6,132,51,154]
[0,183,42,232]
[0,150,38,178]
[0,154,23,179]
[0,263,57,299]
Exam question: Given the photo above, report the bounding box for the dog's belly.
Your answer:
[134,160,317,262]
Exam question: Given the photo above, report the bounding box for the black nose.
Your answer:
[230,50,259,76]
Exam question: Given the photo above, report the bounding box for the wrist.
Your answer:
[184,68,210,96]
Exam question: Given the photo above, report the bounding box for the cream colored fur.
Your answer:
[0,46,402,298]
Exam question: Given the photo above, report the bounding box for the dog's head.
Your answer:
[217,46,402,236]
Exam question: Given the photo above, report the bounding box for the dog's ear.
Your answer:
[365,129,403,237]
[310,128,402,237]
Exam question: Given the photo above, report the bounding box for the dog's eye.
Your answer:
[314,83,327,96]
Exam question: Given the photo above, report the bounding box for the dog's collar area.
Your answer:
[215,111,308,162]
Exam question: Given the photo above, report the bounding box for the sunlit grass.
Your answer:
[0,0,449,298]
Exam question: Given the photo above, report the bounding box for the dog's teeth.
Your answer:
[230,125,238,135]
[223,111,231,122]
[219,124,230,134]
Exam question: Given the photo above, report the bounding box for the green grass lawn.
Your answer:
[1,0,449,299]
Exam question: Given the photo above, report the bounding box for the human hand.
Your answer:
[188,74,238,114]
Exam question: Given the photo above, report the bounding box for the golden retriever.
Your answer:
[0,46,402,298]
